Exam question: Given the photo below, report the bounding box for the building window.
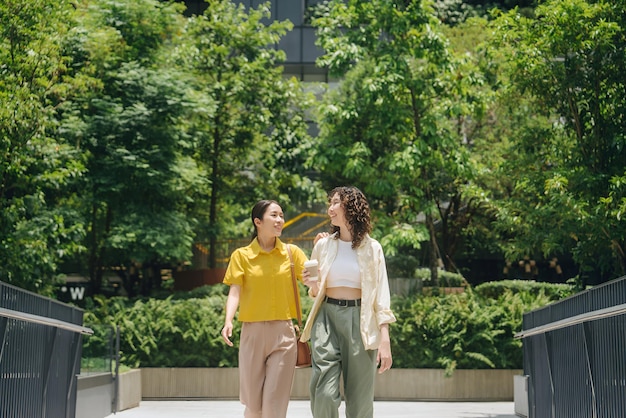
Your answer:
[304,0,328,25]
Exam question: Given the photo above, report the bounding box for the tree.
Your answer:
[490,0,626,283]
[432,0,537,26]
[310,0,485,284]
[58,0,204,295]
[171,0,314,268]
[0,0,83,294]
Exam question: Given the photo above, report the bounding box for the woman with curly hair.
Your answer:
[300,186,397,418]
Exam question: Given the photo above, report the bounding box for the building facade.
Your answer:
[181,0,330,81]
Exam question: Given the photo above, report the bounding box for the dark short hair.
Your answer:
[250,200,280,240]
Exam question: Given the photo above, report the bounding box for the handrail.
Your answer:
[283,212,326,229]
[0,307,94,335]
[514,303,626,339]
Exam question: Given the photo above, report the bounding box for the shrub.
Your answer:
[83,283,313,368]
[390,288,556,374]
[83,281,569,372]
[83,290,235,368]
[416,267,468,287]
[474,280,576,300]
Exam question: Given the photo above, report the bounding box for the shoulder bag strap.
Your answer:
[286,244,303,329]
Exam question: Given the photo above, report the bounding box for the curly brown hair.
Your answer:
[328,186,371,249]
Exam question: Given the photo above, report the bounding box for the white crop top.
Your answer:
[327,239,361,289]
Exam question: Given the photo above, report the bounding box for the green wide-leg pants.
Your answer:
[309,302,377,418]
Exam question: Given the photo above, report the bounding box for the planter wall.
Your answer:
[142,367,239,399]
[117,369,142,411]
[514,374,529,417]
[375,369,519,401]
[76,373,113,418]
[76,370,142,418]
[141,368,521,401]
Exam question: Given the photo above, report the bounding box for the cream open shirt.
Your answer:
[300,233,397,350]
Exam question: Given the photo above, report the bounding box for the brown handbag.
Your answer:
[286,245,312,368]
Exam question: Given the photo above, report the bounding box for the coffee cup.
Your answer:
[303,260,319,281]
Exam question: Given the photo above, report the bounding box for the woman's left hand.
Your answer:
[302,268,317,288]
[377,324,392,374]
[302,269,319,297]
[377,340,392,374]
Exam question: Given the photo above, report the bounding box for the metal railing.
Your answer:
[516,276,626,418]
[0,281,93,418]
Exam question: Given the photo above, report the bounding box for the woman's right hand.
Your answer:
[221,321,234,347]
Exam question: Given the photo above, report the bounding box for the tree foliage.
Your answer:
[1,0,317,295]
[170,0,315,267]
[433,0,537,26]
[489,0,626,282]
[3,0,626,295]
[0,0,83,294]
[55,0,202,296]
[310,0,486,284]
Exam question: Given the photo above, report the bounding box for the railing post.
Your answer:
[112,325,121,414]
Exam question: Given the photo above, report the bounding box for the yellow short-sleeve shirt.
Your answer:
[223,238,307,322]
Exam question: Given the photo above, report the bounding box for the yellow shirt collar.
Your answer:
[249,237,286,258]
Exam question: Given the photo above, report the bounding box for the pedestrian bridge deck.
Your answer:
[106,400,517,418]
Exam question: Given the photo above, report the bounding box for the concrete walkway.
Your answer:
[106,400,518,418]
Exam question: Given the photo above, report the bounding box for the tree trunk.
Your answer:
[89,204,111,295]
[426,213,439,288]
[88,203,100,293]
[208,114,222,269]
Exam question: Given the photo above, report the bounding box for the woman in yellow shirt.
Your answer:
[221,199,308,418]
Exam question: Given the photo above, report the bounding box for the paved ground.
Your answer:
[106,400,518,418]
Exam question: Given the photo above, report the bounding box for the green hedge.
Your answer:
[83,284,313,368]
[414,267,467,287]
[83,281,575,372]
[390,287,565,375]
[474,279,575,300]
